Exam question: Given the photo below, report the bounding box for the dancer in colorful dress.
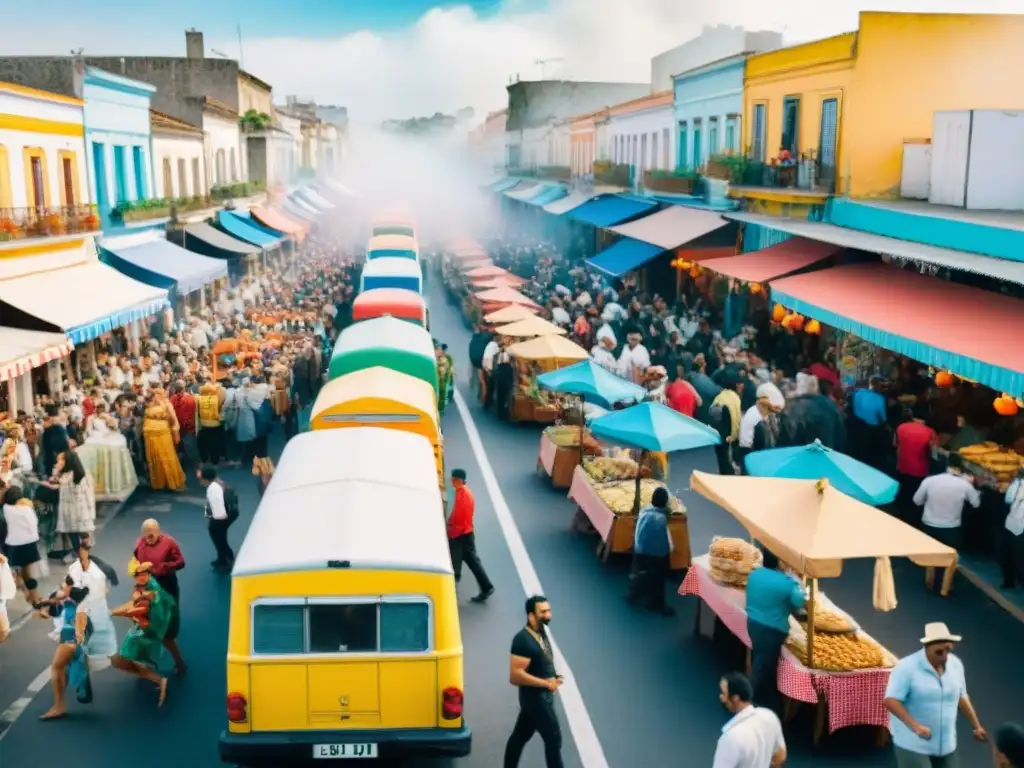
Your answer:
[109,560,174,707]
[142,388,186,492]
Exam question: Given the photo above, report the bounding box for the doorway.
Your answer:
[92,142,108,210]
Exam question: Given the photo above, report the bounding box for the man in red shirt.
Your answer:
[133,519,188,674]
[447,468,494,603]
[895,404,938,523]
[665,364,701,418]
[169,380,197,465]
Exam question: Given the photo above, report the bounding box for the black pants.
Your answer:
[449,532,493,592]
[628,553,668,610]
[197,425,224,465]
[504,696,564,768]
[208,519,234,565]
[999,528,1024,587]
[895,473,925,526]
[748,619,788,706]
[715,443,735,475]
[241,435,269,465]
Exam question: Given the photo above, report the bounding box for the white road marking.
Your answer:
[453,388,610,768]
[0,669,51,736]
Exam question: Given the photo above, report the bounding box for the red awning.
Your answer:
[701,238,837,282]
[770,262,1024,380]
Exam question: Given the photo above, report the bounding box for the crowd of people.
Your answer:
[0,233,366,713]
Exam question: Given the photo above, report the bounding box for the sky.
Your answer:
[5,0,1022,125]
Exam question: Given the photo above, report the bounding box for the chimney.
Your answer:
[185,29,204,59]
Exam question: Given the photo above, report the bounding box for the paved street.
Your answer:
[0,285,1021,767]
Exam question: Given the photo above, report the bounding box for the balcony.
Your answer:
[643,169,700,195]
[211,180,266,202]
[112,196,218,224]
[592,162,631,188]
[0,205,100,243]
[725,151,835,204]
[535,165,571,182]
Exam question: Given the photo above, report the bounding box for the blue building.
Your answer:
[82,67,157,223]
[672,54,747,172]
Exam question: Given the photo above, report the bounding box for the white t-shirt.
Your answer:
[482,341,500,373]
[67,559,110,613]
[713,706,785,768]
[591,345,617,372]
[617,344,650,379]
[913,471,981,528]
[738,406,764,449]
[207,481,228,520]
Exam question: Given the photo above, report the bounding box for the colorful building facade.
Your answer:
[673,54,746,172]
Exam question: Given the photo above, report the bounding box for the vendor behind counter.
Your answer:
[745,550,805,705]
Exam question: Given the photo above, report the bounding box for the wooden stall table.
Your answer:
[567,465,690,569]
[536,431,581,489]
[679,555,892,745]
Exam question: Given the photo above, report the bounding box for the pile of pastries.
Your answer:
[594,480,685,516]
[786,630,892,672]
[958,442,1024,487]
[584,456,642,481]
[708,538,762,587]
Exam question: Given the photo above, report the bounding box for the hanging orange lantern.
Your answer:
[689,265,701,278]
[994,394,1019,416]
[805,318,821,335]
[749,282,763,295]
[934,371,954,388]
[772,303,787,322]
[784,314,804,332]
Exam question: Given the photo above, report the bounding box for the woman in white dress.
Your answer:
[79,403,138,501]
[63,534,118,667]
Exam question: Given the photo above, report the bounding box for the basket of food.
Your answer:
[594,480,686,516]
[708,537,763,588]
[583,456,648,481]
[785,626,895,672]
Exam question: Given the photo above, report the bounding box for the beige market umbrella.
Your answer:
[508,335,588,362]
[475,287,541,308]
[484,305,538,324]
[456,256,492,270]
[689,471,957,580]
[467,265,512,279]
[494,316,567,338]
[472,273,527,288]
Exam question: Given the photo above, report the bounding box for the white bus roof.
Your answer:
[362,257,422,277]
[232,429,451,578]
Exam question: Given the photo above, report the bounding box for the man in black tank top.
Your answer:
[503,595,564,768]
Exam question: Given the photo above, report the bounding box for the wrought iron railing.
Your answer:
[735,154,835,194]
[112,196,217,223]
[0,205,100,242]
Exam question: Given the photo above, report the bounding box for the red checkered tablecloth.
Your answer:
[679,558,891,733]
[567,465,616,541]
[537,432,557,476]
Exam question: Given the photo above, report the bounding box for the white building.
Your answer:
[0,81,90,211]
[650,25,783,92]
[202,97,245,188]
[607,91,675,175]
[151,108,207,198]
[547,118,571,168]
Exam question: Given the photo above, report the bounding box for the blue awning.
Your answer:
[587,237,665,277]
[283,198,317,222]
[100,237,228,295]
[527,186,568,206]
[566,195,658,227]
[234,210,288,238]
[491,177,519,192]
[217,211,281,249]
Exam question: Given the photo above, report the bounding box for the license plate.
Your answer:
[313,743,378,759]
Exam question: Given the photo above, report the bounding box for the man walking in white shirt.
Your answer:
[913,454,980,552]
[714,673,786,768]
[199,464,235,571]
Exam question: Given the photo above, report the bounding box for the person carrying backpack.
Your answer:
[199,464,239,571]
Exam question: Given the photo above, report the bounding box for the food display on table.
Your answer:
[544,425,602,453]
[807,610,857,635]
[786,625,895,671]
[957,442,1024,490]
[583,456,650,481]
[707,537,763,587]
[594,479,686,516]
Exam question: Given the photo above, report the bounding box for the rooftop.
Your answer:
[149,108,202,135]
[0,79,82,107]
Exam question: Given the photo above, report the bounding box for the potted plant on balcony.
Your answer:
[43,210,66,236]
[643,169,699,195]
[0,216,22,242]
[81,207,100,232]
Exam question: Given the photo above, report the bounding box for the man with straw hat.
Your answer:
[884,622,986,767]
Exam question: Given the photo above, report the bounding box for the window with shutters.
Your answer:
[752,104,767,161]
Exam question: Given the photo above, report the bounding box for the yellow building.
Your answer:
[739,11,1024,205]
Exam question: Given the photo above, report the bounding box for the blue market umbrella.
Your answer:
[743,439,899,505]
[536,360,646,410]
[587,401,721,453]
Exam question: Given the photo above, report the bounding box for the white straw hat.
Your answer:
[921,622,962,644]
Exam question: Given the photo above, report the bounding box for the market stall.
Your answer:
[506,335,589,423]
[567,402,720,565]
[465,285,540,327]
[681,471,958,743]
[494,316,567,339]
[534,360,646,488]
[483,305,538,325]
